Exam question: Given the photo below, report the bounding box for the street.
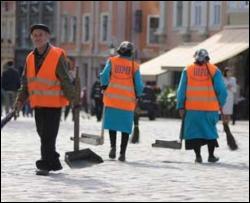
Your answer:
[1,113,249,202]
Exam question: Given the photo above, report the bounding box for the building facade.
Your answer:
[1,1,16,74]
[14,1,57,73]
[1,1,248,111]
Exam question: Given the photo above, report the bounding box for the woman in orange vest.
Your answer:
[177,49,227,163]
[14,24,76,175]
[100,41,144,162]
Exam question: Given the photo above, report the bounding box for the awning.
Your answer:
[140,43,198,80]
[140,26,249,77]
[161,26,250,70]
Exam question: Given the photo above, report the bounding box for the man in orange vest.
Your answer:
[100,41,144,162]
[14,24,76,175]
[177,49,227,163]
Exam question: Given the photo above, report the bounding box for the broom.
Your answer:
[131,111,139,143]
[1,110,16,129]
[205,63,238,151]
[130,56,140,144]
[223,122,238,150]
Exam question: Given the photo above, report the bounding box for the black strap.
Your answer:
[205,63,223,115]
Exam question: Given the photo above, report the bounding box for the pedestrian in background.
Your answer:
[100,41,144,162]
[91,76,103,121]
[177,49,227,163]
[222,67,237,125]
[1,61,21,115]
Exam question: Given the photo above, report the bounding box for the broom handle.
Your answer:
[100,106,105,142]
[205,63,225,116]
[178,111,185,142]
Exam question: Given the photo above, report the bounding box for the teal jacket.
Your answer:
[100,55,144,134]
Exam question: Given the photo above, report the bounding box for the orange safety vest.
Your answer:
[26,46,69,108]
[103,56,139,111]
[185,63,220,111]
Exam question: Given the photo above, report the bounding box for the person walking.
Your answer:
[100,41,144,162]
[1,61,21,115]
[222,67,237,125]
[91,77,103,121]
[177,49,227,163]
[232,80,241,125]
[14,24,76,175]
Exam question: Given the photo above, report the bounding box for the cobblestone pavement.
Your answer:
[1,114,249,202]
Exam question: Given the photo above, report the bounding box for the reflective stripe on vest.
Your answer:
[103,56,139,111]
[104,92,136,102]
[186,96,218,102]
[27,77,61,86]
[29,90,64,96]
[186,86,214,91]
[185,63,219,111]
[26,46,69,108]
[108,82,135,92]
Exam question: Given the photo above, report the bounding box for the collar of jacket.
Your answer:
[34,43,50,57]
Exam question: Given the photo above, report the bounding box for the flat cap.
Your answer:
[30,24,50,34]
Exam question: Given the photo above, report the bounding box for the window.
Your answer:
[228,1,249,11]
[3,2,9,12]
[228,1,238,9]
[239,1,249,9]
[20,20,26,47]
[176,1,183,27]
[100,13,109,42]
[9,20,14,43]
[134,10,142,32]
[210,1,221,26]
[69,16,77,43]
[61,15,68,42]
[194,2,202,26]
[147,16,159,44]
[82,15,90,43]
[2,21,6,41]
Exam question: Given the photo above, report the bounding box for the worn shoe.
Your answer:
[36,160,50,171]
[109,148,116,159]
[36,169,49,176]
[118,154,126,162]
[36,159,62,171]
[195,156,203,164]
[50,160,63,171]
[208,156,219,163]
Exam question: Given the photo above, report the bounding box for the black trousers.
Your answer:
[109,130,129,155]
[35,107,62,164]
[94,99,103,121]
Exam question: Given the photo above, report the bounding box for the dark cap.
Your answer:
[30,24,50,34]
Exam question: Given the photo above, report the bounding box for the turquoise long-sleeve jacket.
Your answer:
[100,56,144,134]
[177,67,227,140]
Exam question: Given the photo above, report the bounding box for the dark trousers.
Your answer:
[232,104,238,125]
[35,107,62,164]
[94,99,103,121]
[194,142,216,158]
[109,130,129,155]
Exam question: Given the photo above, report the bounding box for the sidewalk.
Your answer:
[1,114,249,202]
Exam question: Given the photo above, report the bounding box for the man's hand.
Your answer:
[14,101,23,113]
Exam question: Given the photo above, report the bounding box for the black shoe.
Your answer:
[50,160,63,171]
[118,154,126,162]
[109,148,116,159]
[208,156,219,163]
[195,156,203,164]
[36,160,50,171]
[36,169,49,176]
